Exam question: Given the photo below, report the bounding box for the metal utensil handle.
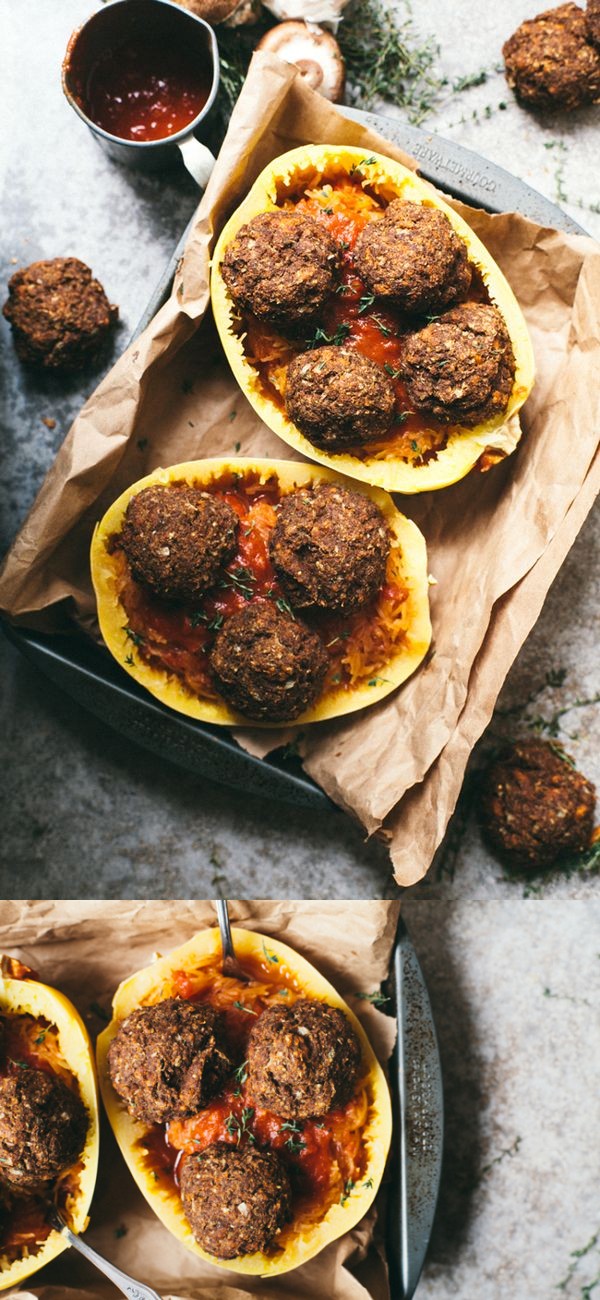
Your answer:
[51,1218,162,1300]
[215,897,235,961]
[177,133,215,188]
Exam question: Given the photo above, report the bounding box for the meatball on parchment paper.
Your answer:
[0,54,599,888]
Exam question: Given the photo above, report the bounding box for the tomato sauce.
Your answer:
[0,1014,56,1080]
[83,36,211,142]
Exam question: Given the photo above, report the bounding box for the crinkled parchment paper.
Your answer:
[1,53,598,885]
[1,898,399,1298]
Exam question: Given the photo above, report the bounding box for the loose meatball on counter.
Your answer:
[246,998,362,1119]
[107,998,233,1124]
[3,257,117,369]
[503,3,600,110]
[479,738,596,871]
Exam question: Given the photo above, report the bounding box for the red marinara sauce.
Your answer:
[84,36,211,142]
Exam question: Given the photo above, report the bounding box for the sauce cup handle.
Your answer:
[177,135,216,188]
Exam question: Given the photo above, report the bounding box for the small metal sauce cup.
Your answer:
[62,0,219,187]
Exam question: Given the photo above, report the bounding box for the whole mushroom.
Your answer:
[257,20,345,100]
[176,0,260,25]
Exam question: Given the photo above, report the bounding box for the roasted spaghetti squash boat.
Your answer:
[0,958,99,1291]
[97,927,392,1278]
[90,457,431,726]
[211,144,535,493]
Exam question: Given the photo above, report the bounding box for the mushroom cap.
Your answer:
[257,20,346,101]
[176,0,259,26]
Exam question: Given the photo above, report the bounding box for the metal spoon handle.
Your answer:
[215,898,236,962]
[49,1214,162,1300]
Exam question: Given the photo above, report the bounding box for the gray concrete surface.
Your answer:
[1,0,598,899]
[403,899,600,1300]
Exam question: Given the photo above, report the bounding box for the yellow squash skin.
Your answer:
[0,974,100,1291]
[97,926,393,1278]
[211,144,535,493]
[90,457,431,726]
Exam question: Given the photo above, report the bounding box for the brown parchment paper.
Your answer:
[1,899,399,1299]
[1,52,599,886]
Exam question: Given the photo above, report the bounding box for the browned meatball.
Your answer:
[221,211,337,332]
[400,303,515,427]
[247,998,362,1119]
[120,484,238,603]
[0,1069,88,1192]
[354,200,471,316]
[587,0,600,45]
[180,1142,292,1258]
[479,738,596,870]
[286,346,395,450]
[269,483,390,612]
[503,3,600,110]
[209,602,327,721]
[107,999,233,1124]
[3,257,117,369]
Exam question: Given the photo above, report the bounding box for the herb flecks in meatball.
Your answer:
[221,210,337,333]
[180,1142,292,1258]
[286,346,395,450]
[354,200,471,316]
[120,484,239,604]
[270,483,390,613]
[400,302,516,427]
[479,738,596,871]
[503,3,600,110]
[2,257,117,370]
[209,602,327,722]
[0,1069,88,1192]
[107,998,233,1125]
[247,998,362,1119]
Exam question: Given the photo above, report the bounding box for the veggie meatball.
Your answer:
[400,302,516,427]
[247,998,362,1119]
[220,211,337,332]
[269,483,390,612]
[0,1069,88,1191]
[587,0,600,46]
[354,200,471,316]
[2,257,117,369]
[120,484,239,603]
[479,738,596,871]
[107,998,233,1124]
[503,3,600,110]
[209,602,327,722]
[180,1142,292,1258]
[286,346,395,450]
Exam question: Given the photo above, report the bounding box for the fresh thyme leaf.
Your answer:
[306,322,351,348]
[123,625,144,647]
[340,0,442,124]
[340,1178,355,1205]
[358,292,376,314]
[226,1107,256,1144]
[286,1137,307,1155]
[384,363,402,378]
[363,1177,374,1190]
[233,1001,258,1015]
[220,565,255,600]
[372,315,392,337]
[124,654,134,666]
[356,990,391,1007]
[34,1029,48,1045]
[262,940,279,964]
[234,1060,249,1085]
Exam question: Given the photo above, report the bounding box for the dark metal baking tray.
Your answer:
[2,109,586,808]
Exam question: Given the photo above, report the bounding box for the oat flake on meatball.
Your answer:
[221,210,337,333]
[269,482,390,613]
[120,484,239,604]
[354,200,471,316]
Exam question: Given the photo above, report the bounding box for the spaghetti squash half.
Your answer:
[211,144,535,493]
[0,960,99,1291]
[90,457,431,726]
[97,926,392,1278]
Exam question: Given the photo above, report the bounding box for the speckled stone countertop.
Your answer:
[1,0,598,899]
[404,900,600,1299]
